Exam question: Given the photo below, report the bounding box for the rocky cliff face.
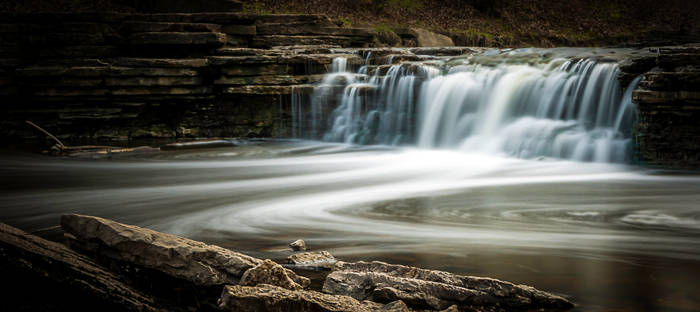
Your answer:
[624,46,700,168]
[0,12,376,143]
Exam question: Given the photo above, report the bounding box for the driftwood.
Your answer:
[25,121,159,157]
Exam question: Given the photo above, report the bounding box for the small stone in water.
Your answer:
[289,239,306,251]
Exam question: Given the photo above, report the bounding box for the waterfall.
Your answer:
[292,50,641,163]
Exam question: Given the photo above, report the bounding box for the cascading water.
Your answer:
[293,49,642,163]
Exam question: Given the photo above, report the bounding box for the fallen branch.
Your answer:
[25,121,159,157]
[25,120,65,149]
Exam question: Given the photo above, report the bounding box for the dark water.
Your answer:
[1,140,699,311]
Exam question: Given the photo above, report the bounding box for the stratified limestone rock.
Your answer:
[323,261,574,311]
[129,32,227,46]
[287,251,337,269]
[290,239,307,251]
[60,213,263,286]
[250,35,354,49]
[218,284,406,312]
[631,45,700,168]
[0,222,156,311]
[240,259,311,290]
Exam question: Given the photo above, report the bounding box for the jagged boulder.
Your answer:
[240,259,311,290]
[218,284,408,312]
[0,223,156,311]
[323,261,573,311]
[60,213,263,286]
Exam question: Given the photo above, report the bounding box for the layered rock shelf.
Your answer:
[0,12,377,141]
[630,46,700,168]
[1,214,575,311]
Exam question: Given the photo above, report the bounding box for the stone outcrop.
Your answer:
[323,261,573,311]
[241,259,311,290]
[60,213,263,286]
[218,284,408,312]
[0,222,157,311]
[630,45,700,168]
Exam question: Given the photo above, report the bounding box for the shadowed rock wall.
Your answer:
[627,46,700,168]
[0,13,374,143]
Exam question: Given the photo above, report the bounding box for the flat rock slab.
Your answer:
[0,222,156,311]
[287,251,337,270]
[218,284,407,312]
[323,261,574,311]
[61,213,263,286]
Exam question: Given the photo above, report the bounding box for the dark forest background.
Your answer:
[2,0,698,46]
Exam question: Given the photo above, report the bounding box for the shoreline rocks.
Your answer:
[0,222,157,311]
[323,261,573,311]
[2,215,573,311]
[61,213,264,286]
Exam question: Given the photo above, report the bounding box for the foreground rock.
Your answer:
[218,284,409,312]
[241,259,311,290]
[323,261,573,311]
[287,250,338,270]
[61,213,264,286]
[0,222,156,311]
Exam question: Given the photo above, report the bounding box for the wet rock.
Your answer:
[287,251,337,269]
[0,222,156,311]
[290,239,307,251]
[218,284,392,312]
[60,213,263,286]
[240,259,311,290]
[323,261,574,311]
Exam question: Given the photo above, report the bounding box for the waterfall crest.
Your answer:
[293,50,641,163]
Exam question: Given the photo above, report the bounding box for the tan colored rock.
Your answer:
[0,223,156,311]
[289,239,307,251]
[240,259,310,290]
[218,284,404,312]
[60,214,262,286]
[323,261,574,311]
[287,251,337,269]
[409,28,454,47]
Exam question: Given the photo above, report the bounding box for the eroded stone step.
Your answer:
[214,74,324,85]
[128,32,226,46]
[250,35,356,49]
[224,84,315,95]
[120,21,222,33]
